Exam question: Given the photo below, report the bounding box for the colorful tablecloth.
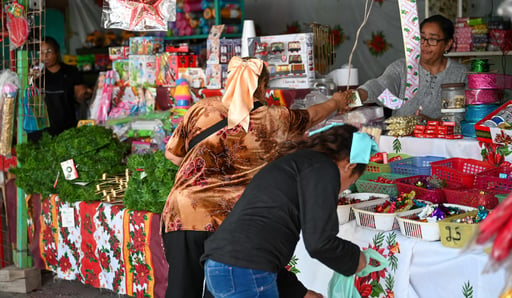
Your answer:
[294,220,507,297]
[28,195,168,298]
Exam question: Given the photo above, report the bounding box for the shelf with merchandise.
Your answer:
[445,51,512,57]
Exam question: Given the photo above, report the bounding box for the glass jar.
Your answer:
[441,83,466,109]
[441,108,465,134]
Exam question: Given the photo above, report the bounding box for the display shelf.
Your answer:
[445,51,512,57]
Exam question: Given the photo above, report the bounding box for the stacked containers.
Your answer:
[463,69,502,137]
[440,83,466,135]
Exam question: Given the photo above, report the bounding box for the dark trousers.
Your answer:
[163,230,214,298]
[163,230,307,298]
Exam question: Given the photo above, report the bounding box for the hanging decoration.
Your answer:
[365,31,391,56]
[5,1,29,49]
[377,0,420,109]
[101,0,176,32]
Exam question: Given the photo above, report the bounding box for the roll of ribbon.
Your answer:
[465,89,502,105]
[465,104,499,122]
[470,59,490,72]
[460,120,477,138]
[467,74,499,89]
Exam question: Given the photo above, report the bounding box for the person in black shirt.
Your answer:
[29,36,91,141]
[202,124,377,297]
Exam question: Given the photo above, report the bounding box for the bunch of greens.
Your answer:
[11,126,130,202]
[124,150,178,213]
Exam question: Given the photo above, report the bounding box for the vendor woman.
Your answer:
[347,14,467,120]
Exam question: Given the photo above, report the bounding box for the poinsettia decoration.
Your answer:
[479,141,512,167]
[366,31,392,57]
[285,21,301,34]
[330,24,347,48]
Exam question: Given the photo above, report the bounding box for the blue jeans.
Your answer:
[204,259,279,298]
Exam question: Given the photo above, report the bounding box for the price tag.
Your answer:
[60,206,75,228]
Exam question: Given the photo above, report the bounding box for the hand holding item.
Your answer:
[331,91,352,114]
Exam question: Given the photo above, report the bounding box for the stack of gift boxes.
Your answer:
[108,36,202,88]
[454,16,511,52]
[413,121,463,139]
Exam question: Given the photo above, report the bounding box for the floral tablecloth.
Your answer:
[28,195,168,298]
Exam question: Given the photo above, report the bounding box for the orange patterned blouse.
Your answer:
[162,96,310,233]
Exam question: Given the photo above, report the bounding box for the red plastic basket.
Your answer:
[394,175,448,204]
[475,166,512,193]
[430,158,494,187]
[442,187,500,209]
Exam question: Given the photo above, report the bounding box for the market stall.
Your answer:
[293,220,507,297]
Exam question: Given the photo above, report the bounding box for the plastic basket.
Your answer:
[438,210,480,248]
[442,187,500,209]
[389,156,445,176]
[352,198,402,231]
[495,193,510,203]
[366,153,411,173]
[430,158,494,187]
[394,175,464,204]
[396,204,476,241]
[355,172,408,197]
[337,193,390,225]
[475,166,512,193]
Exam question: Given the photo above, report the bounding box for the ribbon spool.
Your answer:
[460,120,477,138]
[467,74,499,89]
[465,89,502,105]
[471,59,490,73]
[465,104,499,122]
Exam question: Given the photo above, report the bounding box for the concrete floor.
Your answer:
[0,270,130,298]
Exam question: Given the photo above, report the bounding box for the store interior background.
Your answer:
[27,0,512,86]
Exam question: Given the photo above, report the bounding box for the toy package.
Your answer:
[129,36,164,55]
[156,53,178,87]
[129,55,157,88]
[206,64,222,89]
[248,33,315,89]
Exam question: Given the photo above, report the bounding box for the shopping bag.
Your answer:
[327,249,389,298]
[23,86,49,133]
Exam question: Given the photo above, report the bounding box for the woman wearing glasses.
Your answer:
[350,14,467,120]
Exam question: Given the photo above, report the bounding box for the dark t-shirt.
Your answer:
[43,63,83,136]
[202,149,361,276]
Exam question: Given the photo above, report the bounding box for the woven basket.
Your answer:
[355,172,408,197]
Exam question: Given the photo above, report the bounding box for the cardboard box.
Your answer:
[248,33,315,89]
[475,100,512,145]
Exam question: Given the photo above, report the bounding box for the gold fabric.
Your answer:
[221,57,264,132]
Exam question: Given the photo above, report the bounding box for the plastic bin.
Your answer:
[389,156,445,176]
[430,158,493,187]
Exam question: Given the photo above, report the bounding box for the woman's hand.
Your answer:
[304,289,323,298]
[331,91,353,114]
[355,250,367,273]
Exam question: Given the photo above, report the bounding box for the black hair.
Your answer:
[420,14,455,40]
[42,36,61,61]
[278,124,368,177]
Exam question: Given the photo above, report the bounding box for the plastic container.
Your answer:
[389,156,445,176]
[442,187,500,209]
[441,108,465,134]
[352,198,400,231]
[441,83,466,109]
[337,193,389,225]
[366,153,411,173]
[355,172,408,196]
[475,166,512,193]
[431,158,493,188]
[397,204,476,241]
[394,175,449,204]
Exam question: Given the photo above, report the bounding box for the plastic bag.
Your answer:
[5,1,29,50]
[328,249,389,298]
[23,86,49,133]
[0,70,20,156]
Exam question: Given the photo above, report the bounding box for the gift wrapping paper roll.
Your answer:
[464,104,499,122]
[460,120,477,138]
[465,89,502,105]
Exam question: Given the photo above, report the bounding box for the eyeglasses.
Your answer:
[40,49,54,55]
[420,37,446,46]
